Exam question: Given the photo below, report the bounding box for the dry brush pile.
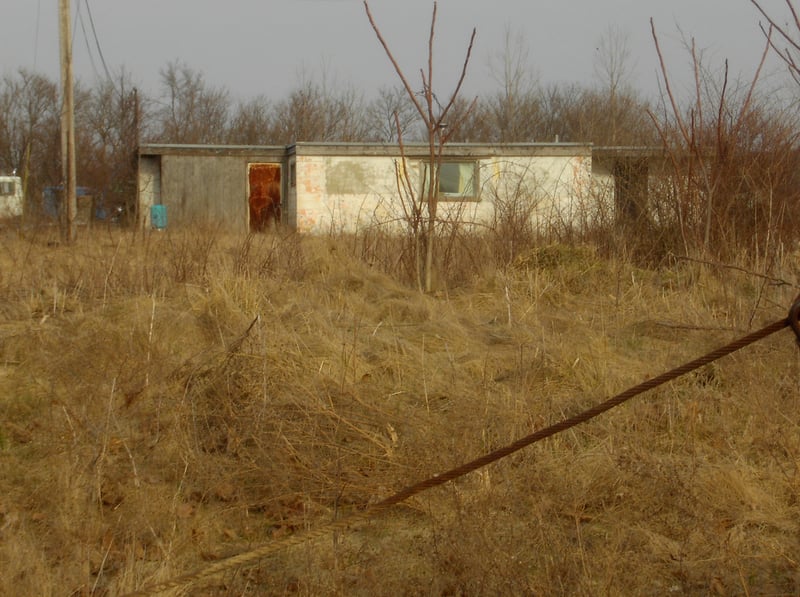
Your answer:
[0,227,799,595]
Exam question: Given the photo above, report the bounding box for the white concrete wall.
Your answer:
[293,152,593,235]
[137,156,161,228]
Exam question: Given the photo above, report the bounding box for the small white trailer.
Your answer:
[0,175,23,219]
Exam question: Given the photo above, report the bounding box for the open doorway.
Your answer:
[248,163,281,232]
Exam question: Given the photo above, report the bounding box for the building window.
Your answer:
[289,162,296,188]
[420,161,479,201]
[0,180,16,196]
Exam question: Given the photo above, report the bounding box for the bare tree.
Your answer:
[440,96,492,142]
[270,79,325,142]
[75,70,142,221]
[364,0,477,292]
[593,25,634,146]
[532,27,655,149]
[153,60,230,144]
[648,19,781,261]
[486,26,542,142]
[537,83,585,142]
[365,86,421,142]
[227,95,273,145]
[269,75,370,142]
[324,84,371,142]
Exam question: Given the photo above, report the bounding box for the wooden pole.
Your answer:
[59,0,77,242]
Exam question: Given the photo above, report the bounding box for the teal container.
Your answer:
[151,204,167,230]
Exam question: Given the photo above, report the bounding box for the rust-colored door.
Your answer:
[248,163,281,232]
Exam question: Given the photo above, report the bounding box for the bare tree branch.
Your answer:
[363,2,427,123]
[751,0,800,81]
[650,19,691,147]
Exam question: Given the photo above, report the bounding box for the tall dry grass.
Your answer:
[0,225,798,595]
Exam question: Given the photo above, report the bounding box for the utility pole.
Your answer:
[133,87,140,226]
[59,0,77,242]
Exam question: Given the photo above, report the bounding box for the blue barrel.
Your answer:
[151,204,167,230]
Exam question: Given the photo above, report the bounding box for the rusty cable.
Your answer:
[123,306,797,596]
[788,293,800,344]
[372,316,791,509]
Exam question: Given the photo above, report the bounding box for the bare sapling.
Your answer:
[647,19,771,261]
[364,1,477,293]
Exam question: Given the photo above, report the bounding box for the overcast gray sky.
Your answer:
[1,1,792,102]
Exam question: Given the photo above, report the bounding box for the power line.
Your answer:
[76,1,101,82]
[85,0,113,84]
[75,0,121,99]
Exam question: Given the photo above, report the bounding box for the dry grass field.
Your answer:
[0,226,799,596]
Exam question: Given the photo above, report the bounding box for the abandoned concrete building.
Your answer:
[136,142,664,233]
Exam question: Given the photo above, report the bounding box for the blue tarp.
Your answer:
[42,186,96,220]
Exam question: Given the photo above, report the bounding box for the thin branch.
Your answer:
[427,2,436,125]
[650,19,691,146]
[394,111,419,223]
[716,60,728,154]
[751,0,800,54]
[675,254,797,288]
[752,0,800,83]
[439,28,477,128]
[441,96,479,144]
[729,25,772,142]
[691,38,704,139]
[363,1,428,123]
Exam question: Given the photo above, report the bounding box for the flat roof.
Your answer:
[288,142,592,158]
[139,142,593,159]
[593,146,666,159]
[138,143,286,158]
